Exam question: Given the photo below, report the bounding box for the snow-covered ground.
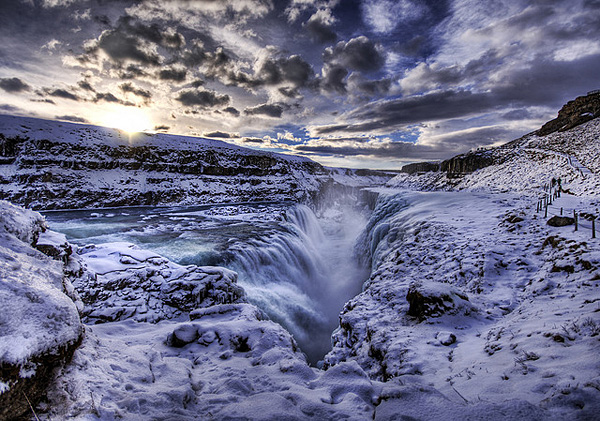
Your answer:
[325,189,600,419]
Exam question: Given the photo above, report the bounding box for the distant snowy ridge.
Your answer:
[389,116,600,196]
[0,115,391,210]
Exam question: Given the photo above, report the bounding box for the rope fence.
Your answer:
[535,179,597,239]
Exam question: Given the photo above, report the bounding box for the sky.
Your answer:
[1,0,599,169]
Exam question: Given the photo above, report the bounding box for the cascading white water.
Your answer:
[228,203,368,364]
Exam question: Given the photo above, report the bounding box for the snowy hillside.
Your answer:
[0,115,391,210]
[388,116,600,196]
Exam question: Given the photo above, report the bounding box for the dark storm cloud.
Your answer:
[314,90,492,135]
[158,68,188,82]
[316,51,600,136]
[242,137,265,144]
[32,99,56,104]
[92,16,185,66]
[244,103,284,118]
[323,36,385,73]
[118,65,149,80]
[95,30,161,65]
[223,106,240,116]
[0,104,22,113]
[203,131,238,138]
[77,80,96,92]
[347,73,391,96]
[175,88,230,108]
[295,141,436,159]
[0,77,30,93]
[321,65,348,94]
[490,53,600,108]
[501,109,532,121]
[256,55,313,87]
[94,92,135,106]
[55,115,88,123]
[304,13,337,44]
[119,82,152,100]
[47,88,81,101]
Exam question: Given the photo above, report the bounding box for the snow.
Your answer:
[0,200,82,370]
[73,241,245,323]
[325,185,600,418]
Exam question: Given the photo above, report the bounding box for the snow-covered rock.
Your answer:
[0,201,83,419]
[74,242,245,323]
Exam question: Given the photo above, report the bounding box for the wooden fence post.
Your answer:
[545,204,548,218]
[560,207,563,216]
[593,219,596,239]
[574,211,578,231]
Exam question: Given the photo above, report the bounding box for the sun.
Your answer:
[100,107,153,134]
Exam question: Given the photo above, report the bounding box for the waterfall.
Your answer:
[227,203,367,364]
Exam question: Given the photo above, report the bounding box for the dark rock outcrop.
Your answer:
[401,161,440,175]
[537,91,600,136]
[440,149,504,178]
[406,282,473,320]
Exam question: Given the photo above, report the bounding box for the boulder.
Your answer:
[547,216,575,227]
[406,282,474,320]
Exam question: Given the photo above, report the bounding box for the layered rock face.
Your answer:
[537,91,600,136]
[0,116,389,210]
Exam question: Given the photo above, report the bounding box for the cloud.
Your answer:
[223,106,240,116]
[158,67,188,82]
[0,77,31,93]
[323,36,385,73]
[96,29,161,65]
[242,137,265,144]
[312,90,492,135]
[55,114,88,123]
[203,130,239,138]
[256,54,314,87]
[304,8,337,43]
[119,82,152,101]
[175,88,230,108]
[77,80,95,92]
[244,103,284,118]
[361,0,428,34]
[347,73,391,97]
[0,104,22,113]
[154,125,170,131]
[320,64,348,93]
[47,88,81,101]
[94,92,135,106]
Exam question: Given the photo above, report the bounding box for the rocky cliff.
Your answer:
[537,90,600,136]
[0,116,390,210]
